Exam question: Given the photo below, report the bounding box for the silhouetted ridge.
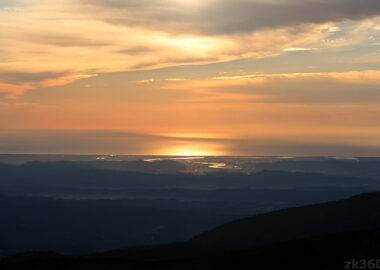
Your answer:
[2,228,380,269]
[3,191,380,269]
[190,191,380,248]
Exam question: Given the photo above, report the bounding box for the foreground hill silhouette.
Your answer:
[191,191,380,248]
[2,191,380,269]
[2,228,380,270]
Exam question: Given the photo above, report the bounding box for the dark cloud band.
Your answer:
[81,0,380,34]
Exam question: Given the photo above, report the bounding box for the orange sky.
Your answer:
[1,0,380,156]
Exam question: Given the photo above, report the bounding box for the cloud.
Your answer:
[224,138,380,157]
[1,129,380,156]
[0,129,162,154]
[0,0,379,98]
[0,71,69,84]
[130,56,220,70]
[180,93,275,104]
[284,48,317,52]
[26,34,111,47]
[0,1,20,8]
[0,71,96,98]
[80,0,380,35]
[160,70,380,104]
[117,46,157,55]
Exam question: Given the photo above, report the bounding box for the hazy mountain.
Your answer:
[253,158,380,179]
[1,162,379,193]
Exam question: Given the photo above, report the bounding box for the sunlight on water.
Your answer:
[144,157,205,162]
[197,162,228,169]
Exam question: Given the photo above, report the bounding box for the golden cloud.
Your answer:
[1,0,376,97]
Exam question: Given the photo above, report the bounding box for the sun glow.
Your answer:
[160,143,224,156]
[164,148,211,157]
[157,133,225,139]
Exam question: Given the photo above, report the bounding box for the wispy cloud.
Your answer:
[0,71,96,98]
[160,70,380,104]
[1,128,380,156]
[0,1,378,97]
[284,48,317,52]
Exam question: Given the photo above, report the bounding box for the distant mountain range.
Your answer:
[1,161,379,191]
[2,155,380,179]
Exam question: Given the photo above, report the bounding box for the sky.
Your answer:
[0,0,380,156]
